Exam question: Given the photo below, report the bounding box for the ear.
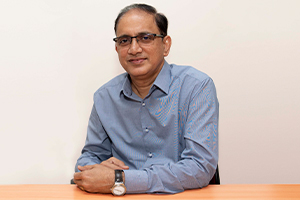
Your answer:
[115,44,118,52]
[163,35,172,57]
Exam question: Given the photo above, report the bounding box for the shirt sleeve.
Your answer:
[124,78,219,194]
[75,104,112,172]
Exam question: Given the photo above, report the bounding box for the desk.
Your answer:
[0,184,299,200]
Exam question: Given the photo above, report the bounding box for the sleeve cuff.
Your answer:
[124,170,148,193]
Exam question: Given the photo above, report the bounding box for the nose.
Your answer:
[128,38,142,55]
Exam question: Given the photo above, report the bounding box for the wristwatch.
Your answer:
[111,170,126,196]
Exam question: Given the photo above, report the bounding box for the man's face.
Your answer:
[115,9,171,81]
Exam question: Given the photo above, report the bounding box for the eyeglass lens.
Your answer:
[116,34,158,46]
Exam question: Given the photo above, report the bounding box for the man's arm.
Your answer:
[124,78,219,193]
[74,103,129,193]
[75,104,112,172]
[73,157,129,193]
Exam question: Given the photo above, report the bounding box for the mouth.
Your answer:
[128,57,146,64]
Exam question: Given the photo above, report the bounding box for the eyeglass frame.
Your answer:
[113,33,165,47]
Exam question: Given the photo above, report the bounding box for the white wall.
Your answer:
[0,0,299,184]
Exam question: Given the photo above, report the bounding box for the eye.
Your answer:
[141,34,152,41]
[119,37,130,45]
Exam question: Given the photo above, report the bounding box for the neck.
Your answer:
[129,60,165,99]
[131,77,155,99]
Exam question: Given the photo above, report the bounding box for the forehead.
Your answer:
[116,9,160,36]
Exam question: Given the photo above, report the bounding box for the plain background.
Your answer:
[0,0,299,184]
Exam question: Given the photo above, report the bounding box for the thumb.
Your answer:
[110,160,129,170]
[77,165,94,171]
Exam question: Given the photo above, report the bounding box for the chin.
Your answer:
[125,65,149,75]
[129,68,151,78]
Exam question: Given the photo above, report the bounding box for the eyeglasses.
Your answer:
[113,33,164,47]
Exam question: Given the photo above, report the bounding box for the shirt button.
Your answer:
[145,128,149,133]
[148,152,153,158]
[142,102,146,107]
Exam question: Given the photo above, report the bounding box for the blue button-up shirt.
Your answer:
[75,61,219,194]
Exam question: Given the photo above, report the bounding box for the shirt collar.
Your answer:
[121,60,171,97]
[121,75,132,97]
[152,61,171,95]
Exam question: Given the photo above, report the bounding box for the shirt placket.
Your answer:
[140,99,153,159]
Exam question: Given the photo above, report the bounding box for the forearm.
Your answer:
[75,104,112,172]
[124,139,218,194]
[75,152,101,172]
[124,155,217,194]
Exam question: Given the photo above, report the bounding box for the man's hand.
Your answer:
[73,157,129,193]
[100,157,129,170]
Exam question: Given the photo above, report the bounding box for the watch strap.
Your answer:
[115,170,124,183]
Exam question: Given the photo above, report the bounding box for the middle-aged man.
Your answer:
[73,3,219,195]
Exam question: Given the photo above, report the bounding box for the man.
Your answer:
[73,3,219,195]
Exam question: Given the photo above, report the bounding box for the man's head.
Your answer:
[114,4,172,81]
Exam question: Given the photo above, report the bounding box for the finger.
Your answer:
[74,179,85,191]
[73,172,83,180]
[109,158,129,169]
[73,178,82,185]
[111,161,129,170]
[101,158,129,170]
[77,185,85,191]
[78,165,94,171]
[73,174,86,191]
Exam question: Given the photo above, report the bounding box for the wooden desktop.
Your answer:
[0,184,300,200]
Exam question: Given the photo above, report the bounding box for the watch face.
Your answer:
[112,185,126,196]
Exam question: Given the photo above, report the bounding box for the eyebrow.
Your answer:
[117,32,152,38]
